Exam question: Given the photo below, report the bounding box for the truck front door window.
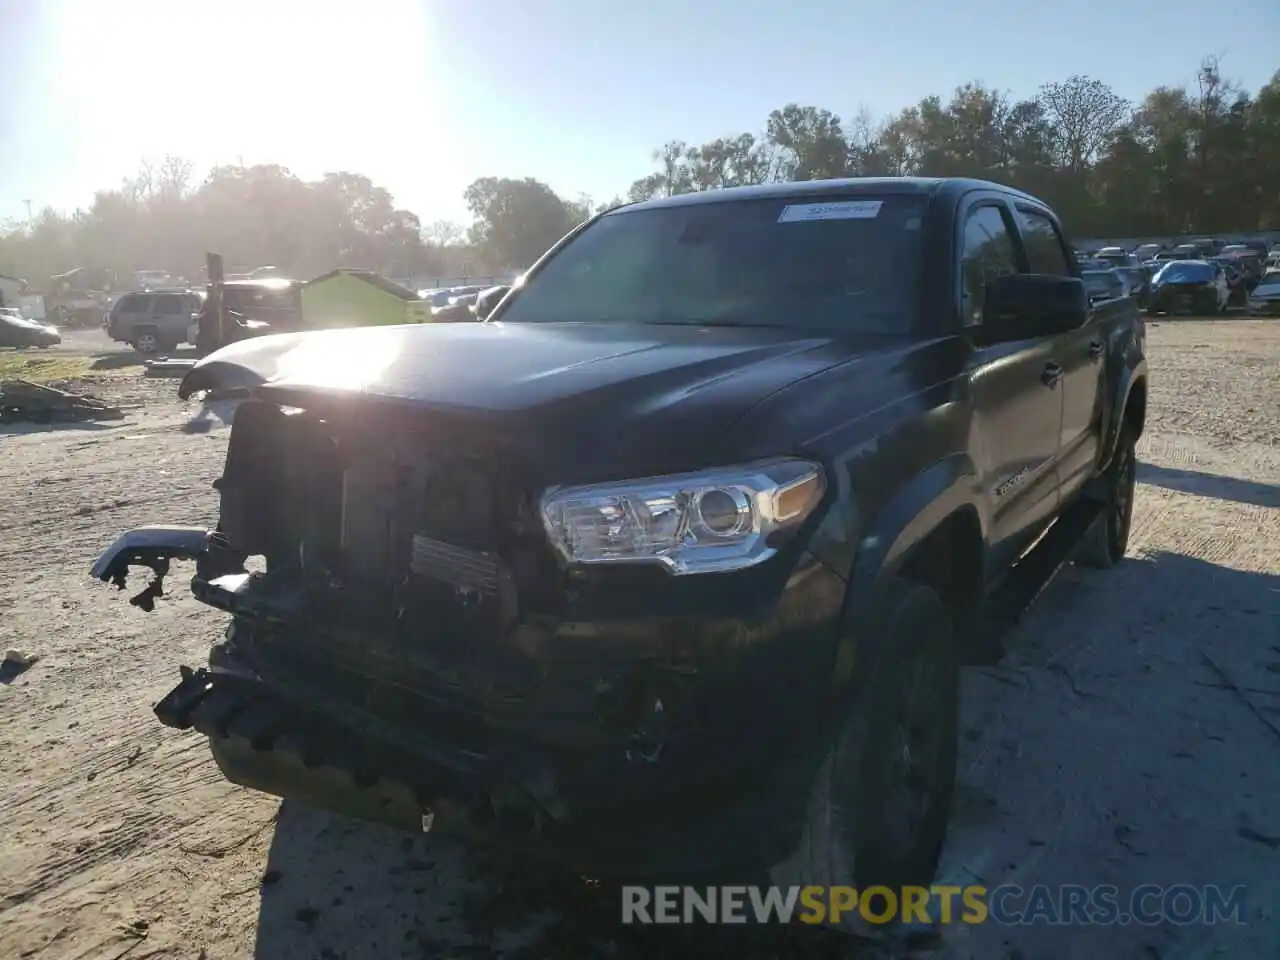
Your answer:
[961,206,1017,326]
[1018,209,1072,277]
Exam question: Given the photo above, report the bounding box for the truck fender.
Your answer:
[1098,358,1148,470]
[831,455,985,689]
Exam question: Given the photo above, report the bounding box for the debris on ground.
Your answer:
[0,379,125,424]
[1,647,38,683]
[3,648,36,667]
[144,358,198,377]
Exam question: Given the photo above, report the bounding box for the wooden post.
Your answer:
[206,253,225,349]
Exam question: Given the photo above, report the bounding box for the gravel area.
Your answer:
[1,320,1277,960]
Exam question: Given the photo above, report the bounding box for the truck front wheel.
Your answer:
[769,578,958,937]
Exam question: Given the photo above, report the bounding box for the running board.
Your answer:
[960,497,1104,665]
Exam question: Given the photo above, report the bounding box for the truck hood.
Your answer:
[179,321,908,476]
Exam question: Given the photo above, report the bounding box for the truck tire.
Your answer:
[768,578,958,938]
[1077,426,1136,569]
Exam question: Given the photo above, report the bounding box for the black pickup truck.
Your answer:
[92,177,1146,933]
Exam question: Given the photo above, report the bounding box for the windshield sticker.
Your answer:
[777,201,883,223]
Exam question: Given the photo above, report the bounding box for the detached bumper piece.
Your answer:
[91,526,213,611]
[154,666,796,876]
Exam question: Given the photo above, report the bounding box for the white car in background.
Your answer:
[0,307,62,348]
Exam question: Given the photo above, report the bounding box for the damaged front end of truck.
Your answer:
[89,332,844,878]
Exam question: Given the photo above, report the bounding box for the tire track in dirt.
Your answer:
[2,808,174,912]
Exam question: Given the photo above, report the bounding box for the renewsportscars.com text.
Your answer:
[621,884,1248,926]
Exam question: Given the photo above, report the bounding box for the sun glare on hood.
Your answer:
[271,328,403,391]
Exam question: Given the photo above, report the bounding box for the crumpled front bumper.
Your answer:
[154,662,806,878]
[1145,285,1216,314]
[90,525,829,876]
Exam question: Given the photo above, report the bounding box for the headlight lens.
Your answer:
[539,458,826,575]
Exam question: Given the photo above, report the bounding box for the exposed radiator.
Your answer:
[410,534,501,595]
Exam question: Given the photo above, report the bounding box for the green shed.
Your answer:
[301,269,431,329]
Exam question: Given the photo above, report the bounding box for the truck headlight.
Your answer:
[539,458,826,575]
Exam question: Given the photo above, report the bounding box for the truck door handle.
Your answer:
[1041,362,1064,387]
[1088,340,1104,361]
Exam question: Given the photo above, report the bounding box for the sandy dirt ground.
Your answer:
[1,320,1278,960]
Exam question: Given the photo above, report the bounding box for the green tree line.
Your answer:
[2,57,1276,287]
[625,59,1280,240]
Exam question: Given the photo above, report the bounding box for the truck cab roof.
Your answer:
[623,177,1050,213]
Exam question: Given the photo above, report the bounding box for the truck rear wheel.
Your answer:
[1077,426,1136,568]
[769,578,958,938]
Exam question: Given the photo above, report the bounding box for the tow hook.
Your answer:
[626,698,667,764]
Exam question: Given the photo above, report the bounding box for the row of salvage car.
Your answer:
[1076,238,1280,316]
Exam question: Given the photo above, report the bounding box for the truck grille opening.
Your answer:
[338,460,405,582]
[215,399,566,642]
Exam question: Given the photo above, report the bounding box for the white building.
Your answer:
[0,274,26,312]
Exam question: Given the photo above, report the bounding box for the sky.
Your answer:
[1,0,1277,229]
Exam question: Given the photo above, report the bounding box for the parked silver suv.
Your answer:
[105,290,203,355]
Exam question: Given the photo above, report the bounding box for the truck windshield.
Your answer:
[497,195,927,333]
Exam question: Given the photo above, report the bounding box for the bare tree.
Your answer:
[1038,75,1131,173]
[122,160,156,203]
[423,219,465,246]
[157,155,194,200]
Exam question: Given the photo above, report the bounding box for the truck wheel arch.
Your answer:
[1101,369,1147,470]
[1123,377,1147,440]
[833,457,986,690]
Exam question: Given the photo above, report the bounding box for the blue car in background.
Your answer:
[1145,260,1231,315]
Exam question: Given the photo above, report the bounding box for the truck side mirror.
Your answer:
[980,274,1088,341]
